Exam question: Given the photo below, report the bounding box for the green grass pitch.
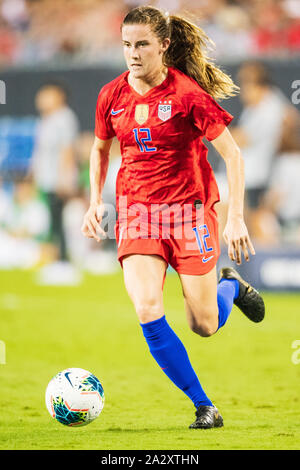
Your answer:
[0,269,299,450]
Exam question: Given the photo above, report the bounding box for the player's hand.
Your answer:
[223,216,255,265]
[81,202,106,243]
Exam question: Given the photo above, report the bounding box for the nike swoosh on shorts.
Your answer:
[202,255,214,263]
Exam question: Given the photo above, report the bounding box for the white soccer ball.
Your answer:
[45,368,105,427]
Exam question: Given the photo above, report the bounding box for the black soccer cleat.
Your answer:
[189,405,224,429]
[219,267,265,323]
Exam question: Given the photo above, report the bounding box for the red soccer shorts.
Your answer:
[115,202,220,276]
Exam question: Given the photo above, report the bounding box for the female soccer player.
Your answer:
[81,6,265,429]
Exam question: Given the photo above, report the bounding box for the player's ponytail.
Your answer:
[122,6,239,100]
[165,15,239,100]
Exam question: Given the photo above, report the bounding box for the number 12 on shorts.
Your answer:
[192,224,214,262]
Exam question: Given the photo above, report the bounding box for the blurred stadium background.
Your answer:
[0,0,300,451]
[1,0,300,289]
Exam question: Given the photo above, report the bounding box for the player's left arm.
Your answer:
[210,127,255,265]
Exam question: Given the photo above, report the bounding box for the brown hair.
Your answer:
[122,5,239,100]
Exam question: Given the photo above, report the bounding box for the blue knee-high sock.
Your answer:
[140,315,212,408]
[217,279,239,330]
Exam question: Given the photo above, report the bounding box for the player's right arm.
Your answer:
[81,136,113,242]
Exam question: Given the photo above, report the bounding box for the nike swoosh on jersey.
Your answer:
[111,108,124,115]
[202,255,214,263]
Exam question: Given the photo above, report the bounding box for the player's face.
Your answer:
[122,24,169,80]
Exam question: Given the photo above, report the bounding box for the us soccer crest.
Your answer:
[158,100,172,121]
[135,104,149,125]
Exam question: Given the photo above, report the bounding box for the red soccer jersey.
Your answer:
[95,66,233,209]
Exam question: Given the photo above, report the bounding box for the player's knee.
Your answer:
[190,321,217,337]
[188,307,218,337]
[135,298,163,324]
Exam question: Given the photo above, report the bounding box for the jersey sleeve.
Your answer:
[94,87,116,140]
[188,91,234,141]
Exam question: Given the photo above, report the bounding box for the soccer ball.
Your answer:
[45,368,105,427]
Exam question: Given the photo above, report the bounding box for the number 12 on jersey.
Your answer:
[133,128,157,152]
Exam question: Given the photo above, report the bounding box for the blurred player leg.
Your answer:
[47,192,68,261]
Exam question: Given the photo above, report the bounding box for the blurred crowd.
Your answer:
[0,59,300,276]
[0,0,300,69]
[215,61,300,249]
[0,79,121,275]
